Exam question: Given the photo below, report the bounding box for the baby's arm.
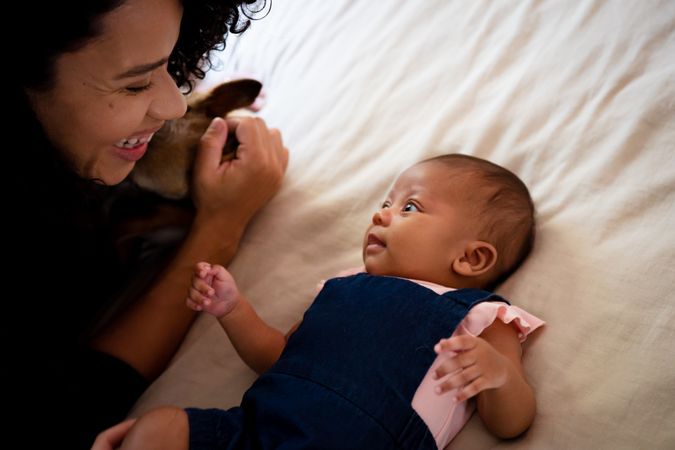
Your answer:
[187,262,286,374]
[433,320,536,438]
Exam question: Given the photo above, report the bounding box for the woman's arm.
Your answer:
[91,117,288,380]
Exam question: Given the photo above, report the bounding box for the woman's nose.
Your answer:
[372,208,391,226]
[148,71,188,121]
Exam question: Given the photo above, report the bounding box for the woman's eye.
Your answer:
[125,82,153,94]
[402,202,419,212]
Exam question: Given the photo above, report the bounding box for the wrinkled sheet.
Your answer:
[132,1,675,448]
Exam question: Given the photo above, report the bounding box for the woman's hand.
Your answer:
[91,418,137,450]
[192,116,289,228]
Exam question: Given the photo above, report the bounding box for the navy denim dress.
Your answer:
[187,273,507,449]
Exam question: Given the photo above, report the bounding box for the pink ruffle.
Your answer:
[412,302,544,449]
[455,302,545,343]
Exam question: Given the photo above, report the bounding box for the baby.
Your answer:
[99,154,544,450]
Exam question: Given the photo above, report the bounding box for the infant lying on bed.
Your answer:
[98,154,544,450]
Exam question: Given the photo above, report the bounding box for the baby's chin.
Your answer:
[362,259,379,275]
[363,262,396,278]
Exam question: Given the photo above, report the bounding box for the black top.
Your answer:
[4,90,149,448]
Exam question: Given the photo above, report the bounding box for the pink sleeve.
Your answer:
[454,302,545,342]
[411,303,545,449]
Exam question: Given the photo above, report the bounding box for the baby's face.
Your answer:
[362,162,478,286]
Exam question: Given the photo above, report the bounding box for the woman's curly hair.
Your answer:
[16,0,268,91]
[11,0,268,197]
[173,0,268,91]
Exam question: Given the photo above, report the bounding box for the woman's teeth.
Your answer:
[115,133,154,149]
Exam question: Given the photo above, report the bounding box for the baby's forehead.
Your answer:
[394,161,478,193]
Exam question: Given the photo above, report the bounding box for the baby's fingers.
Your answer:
[195,261,212,279]
[187,286,213,311]
[435,335,478,354]
[433,351,476,380]
[186,297,203,311]
[193,277,215,296]
[434,365,482,399]
[453,374,491,403]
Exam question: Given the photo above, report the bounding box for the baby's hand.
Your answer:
[432,335,510,402]
[187,262,241,318]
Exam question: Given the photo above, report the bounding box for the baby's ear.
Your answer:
[451,241,497,278]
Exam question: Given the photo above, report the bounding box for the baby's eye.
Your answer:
[381,201,391,209]
[402,201,419,212]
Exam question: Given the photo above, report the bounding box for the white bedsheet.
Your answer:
[132,1,675,448]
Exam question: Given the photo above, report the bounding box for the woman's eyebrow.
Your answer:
[114,57,169,80]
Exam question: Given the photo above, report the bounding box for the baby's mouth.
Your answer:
[114,133,155,149]
[367,233,385,247]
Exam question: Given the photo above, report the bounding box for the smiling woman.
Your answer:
[25,0,186,184]
[7,0,286,448]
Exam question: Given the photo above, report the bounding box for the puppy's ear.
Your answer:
[193,79,263,117]
[451,241,497,278]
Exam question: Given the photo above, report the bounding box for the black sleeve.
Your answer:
[5,345,149,449]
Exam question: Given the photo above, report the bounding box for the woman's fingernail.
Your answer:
[208,117,224,132]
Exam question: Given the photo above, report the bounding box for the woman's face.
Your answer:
[27,0,188,184]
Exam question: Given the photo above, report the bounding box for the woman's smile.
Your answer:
[113,127,161,161]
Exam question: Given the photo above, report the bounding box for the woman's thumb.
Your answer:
[195,117,228,172]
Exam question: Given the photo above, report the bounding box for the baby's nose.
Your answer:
[372,208,391,226]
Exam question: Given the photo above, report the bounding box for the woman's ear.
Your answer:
[451,241,498,278]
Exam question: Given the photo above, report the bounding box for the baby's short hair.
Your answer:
[422,154,536,288]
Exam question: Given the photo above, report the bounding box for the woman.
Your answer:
[6,0,286,447]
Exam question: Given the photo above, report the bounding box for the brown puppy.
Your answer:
[110,79,262,264]
[131,78,262,199]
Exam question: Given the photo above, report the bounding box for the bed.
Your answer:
[131,1,675,448]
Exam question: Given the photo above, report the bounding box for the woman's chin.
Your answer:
[85,164,134,186]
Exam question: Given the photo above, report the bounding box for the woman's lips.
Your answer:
[113,128,160,162]
[114,131,157,149]
[113,141,149,162]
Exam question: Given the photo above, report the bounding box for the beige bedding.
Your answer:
[132,1,675,448]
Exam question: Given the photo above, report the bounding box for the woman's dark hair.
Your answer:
[172,0,269,92]
[10,0,268,199]
[16,0,268,92]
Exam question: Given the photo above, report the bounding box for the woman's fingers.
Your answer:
[224,117,288,170]
[192,116,287,224]
[91,418,137,450]
[195,118,228,173]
